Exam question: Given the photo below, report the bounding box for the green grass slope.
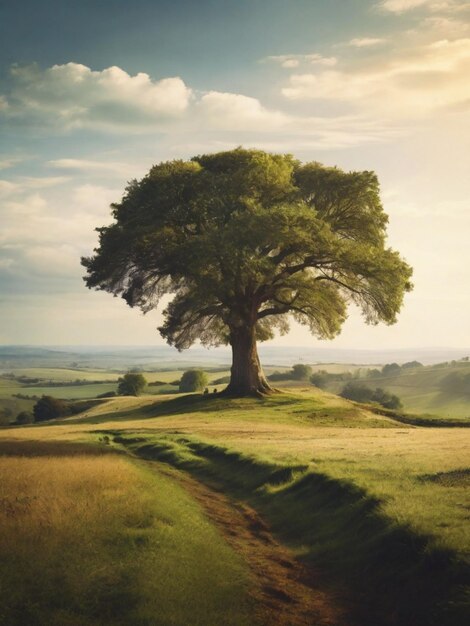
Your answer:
[327,362,470,419]
[0,439,253,626]
[2,389,469,626]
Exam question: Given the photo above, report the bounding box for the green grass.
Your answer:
[10,382,119,400]
[325,362,470,419]
[0,440,253,626]
[114,432,469,626]
[3,367,122,382]
[2,387,469,625]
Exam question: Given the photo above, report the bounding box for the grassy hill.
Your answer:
[311,360,470,420]
[1,387,468,625]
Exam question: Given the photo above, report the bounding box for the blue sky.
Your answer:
[1,0,469,347]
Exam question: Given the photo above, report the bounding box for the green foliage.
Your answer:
[382,363,401,376]
[179,369,209,393]
[310,369,353,388]
[291,364,312,380]
[117,373,147,396]
[309,372,329,389]
[14,411,34,425]
[366,368,383,378]
[371,387,403,410]
[341,382,402,409]
[82,148,413,351]
[33,395,71,422]
[402,360,423,369]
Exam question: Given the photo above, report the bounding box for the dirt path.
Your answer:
[145,461,348,626]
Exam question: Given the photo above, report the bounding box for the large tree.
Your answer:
[82,148,412,396]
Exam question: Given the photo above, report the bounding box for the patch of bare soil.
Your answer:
[148,461,349,626]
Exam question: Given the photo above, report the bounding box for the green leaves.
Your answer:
[82,148,413,349]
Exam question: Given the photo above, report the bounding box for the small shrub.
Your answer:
[33,396,71,422]
[310,371,329,389]
[117,373,147,396]
[14,411,34,425]
[179,370,209,393]
[381,363,401,376]
[341,383,403,410]
[291,364,313,380]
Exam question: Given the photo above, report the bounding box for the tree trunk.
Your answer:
[223,325,274,396]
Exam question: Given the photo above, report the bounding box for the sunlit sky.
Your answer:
[1,0,469,349]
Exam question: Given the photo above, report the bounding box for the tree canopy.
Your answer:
[117,373,147,396]
[33,396,71,422]
[82,148,412,396]
[179,369,209,393]
[291,364,313,380]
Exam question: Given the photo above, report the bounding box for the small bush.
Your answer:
[310,371,329,389]
[340,383,402,410]
[33,396,71,422]
[117,373,147,396]
[381,363,401,376]
[291,364,313,380]
[179,370,209,393]
[14,411,34,425]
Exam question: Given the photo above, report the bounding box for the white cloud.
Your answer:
[282,38,470,117]
[378,0,469,13]
[263,53,337,68]
[348,37,386,47]
[198,91,289,131]
[422,16,470,36]
[18,176,69,188]
[197,91,400,146]
[48,158,138,176]
[0,156,22,170]
[0,180,18,195]
[0,176,68,196]
[0,61,401,146]
[1,62,192,132]
[23,244,81,277]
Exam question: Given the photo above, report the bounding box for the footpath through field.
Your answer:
[144,459,346,626]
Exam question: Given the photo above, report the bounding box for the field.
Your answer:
[1,385,469,626]
[0,440,253,626]
[0,366,253,424]
[320,361,470,419]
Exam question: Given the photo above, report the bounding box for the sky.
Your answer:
[0,0,469,349]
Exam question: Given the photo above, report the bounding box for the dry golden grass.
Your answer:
[0,444,253,626]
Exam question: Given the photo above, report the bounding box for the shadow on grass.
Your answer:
[0,439,117,457]
[117,433,469,626]
[64,391,311,426]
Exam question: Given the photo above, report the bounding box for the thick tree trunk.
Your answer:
[223,325,274,396]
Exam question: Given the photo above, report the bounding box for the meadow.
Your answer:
[0,384,468,625]
[0,440,253,626]
[321,360,470,419]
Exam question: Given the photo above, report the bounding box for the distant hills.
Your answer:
[1,344,469,370]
